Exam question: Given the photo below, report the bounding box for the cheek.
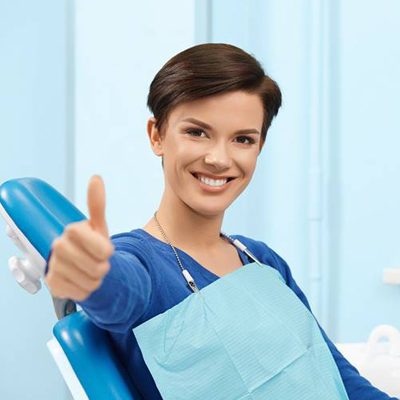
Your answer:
[166,141,204,166]
[237,152,258,175]
[162,144,198,182]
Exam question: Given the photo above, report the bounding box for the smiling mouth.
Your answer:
[191,173,235,188]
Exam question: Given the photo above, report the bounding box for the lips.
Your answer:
[191,172,235,182]
[189,172,237,191]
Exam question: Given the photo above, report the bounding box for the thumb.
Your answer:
[87,175,109,237]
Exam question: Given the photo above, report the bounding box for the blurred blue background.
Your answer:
[1,0,399,398]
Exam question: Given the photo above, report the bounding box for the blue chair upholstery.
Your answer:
[54,311,142,399]
[0,177,86,261]
[0,178,142,399]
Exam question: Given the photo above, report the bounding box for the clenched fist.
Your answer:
[45,175,114,301]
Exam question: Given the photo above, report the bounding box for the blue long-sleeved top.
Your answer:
[79,228,397,399]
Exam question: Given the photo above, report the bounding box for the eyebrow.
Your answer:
[181,117,260,135]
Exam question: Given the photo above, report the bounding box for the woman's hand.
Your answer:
[45,175,115,301]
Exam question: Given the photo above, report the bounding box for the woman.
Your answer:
[46,43,395,399]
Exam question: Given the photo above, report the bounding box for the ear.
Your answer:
[147,117,164,157]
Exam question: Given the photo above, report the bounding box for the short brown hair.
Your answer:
[147,43,282,143]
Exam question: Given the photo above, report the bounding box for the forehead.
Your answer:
[167,91,264,130]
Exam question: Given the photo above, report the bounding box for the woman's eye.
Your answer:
[235,136,255,145]
[186,128,207,138]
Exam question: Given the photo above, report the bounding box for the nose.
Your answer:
[204,143,232,170]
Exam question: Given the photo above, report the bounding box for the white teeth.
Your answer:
[197,174,228,187]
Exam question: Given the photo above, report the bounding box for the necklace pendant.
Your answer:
[182,269,199,293]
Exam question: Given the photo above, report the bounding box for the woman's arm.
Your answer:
[268,247,398,400]
[78,238,152,333]
[46,176,153,333]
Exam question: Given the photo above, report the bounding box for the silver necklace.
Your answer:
[153,211,263,293]
[153,211,200,293]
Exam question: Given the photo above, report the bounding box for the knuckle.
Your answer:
[96,261,110,277]
[47,258,54,272]
[88,279,101,292]
[75,291,90,302]
[91,265,104,279]
[51,238,63,253]
[48,283,65,299]
[44,273,53,287]
[49,258,64,275]
[74,293,84,301]
[65,223,79,238]
[53,239,70,257]
[91,267,103,279]
[95,237,113,258]
[46,273,60,292]
[53,290,66,299]
[103,242,115,258]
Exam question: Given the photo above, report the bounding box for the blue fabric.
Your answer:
[79,229,398,400]
[133,262,349,399]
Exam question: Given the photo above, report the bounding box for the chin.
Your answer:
[186,200,231,218]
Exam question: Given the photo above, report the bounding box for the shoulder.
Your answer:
[230,233,312,310]
[109,229,153,262]
[230,233,292,284]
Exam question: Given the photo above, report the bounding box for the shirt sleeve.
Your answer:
[77,235,152,333]
[266,246,398,400]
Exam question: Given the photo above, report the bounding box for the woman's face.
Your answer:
[148,90,265,217]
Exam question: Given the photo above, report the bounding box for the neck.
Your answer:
[148,189,226,251]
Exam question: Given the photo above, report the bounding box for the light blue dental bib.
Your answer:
[133,262,349,400]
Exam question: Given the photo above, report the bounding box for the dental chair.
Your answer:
[4,178,400,399]
[0,177,143,400]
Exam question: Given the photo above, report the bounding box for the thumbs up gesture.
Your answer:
[46,176,115,301]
